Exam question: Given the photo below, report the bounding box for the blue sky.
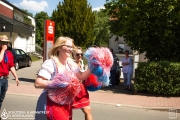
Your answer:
[7,0,107,16]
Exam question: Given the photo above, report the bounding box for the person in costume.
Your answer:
[34,36,113,120]
[72,46,93,120]
[34,37,92,120]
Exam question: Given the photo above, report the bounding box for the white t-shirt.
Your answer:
[38,59,80,80]
[122,57,133,74]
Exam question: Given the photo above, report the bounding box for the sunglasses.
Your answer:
[0,41,9,45]
[76,53,83,57]
[62,45,73,49]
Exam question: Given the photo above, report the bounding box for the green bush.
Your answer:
[134,61,180,95]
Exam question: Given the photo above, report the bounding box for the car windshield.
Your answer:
[13,49,21,55]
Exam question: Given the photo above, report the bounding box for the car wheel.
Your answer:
[27,60,32,67]
[15,62,19,70]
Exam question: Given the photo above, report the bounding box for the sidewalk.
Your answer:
[7,83,180,110]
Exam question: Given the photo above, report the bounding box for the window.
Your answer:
[19,50,26,55]
[118,44,125,53]
[15,50,20,55]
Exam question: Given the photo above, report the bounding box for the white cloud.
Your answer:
[19,0,48,12]
[92,6,105,11]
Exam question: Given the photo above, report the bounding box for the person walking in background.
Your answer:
[0,35,20,110]
[122,50,133,91]
[34,37,92,120]
[72,46,85,71]
[72,46,93,120]
[109,48,119,88]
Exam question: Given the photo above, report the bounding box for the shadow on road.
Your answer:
[100,80,134,95]
[11,77,35,83]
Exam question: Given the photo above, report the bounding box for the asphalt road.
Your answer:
[1,94,179,120]
[8,59,43,85]
[3,59,180,120]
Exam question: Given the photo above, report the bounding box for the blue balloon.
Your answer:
[86,84,102,91]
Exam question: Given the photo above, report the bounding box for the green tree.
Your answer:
[105,0,180,61]
[21,9,33,17]
[34,12,49,47]
[51,0,96,47]
[93,10,110,47]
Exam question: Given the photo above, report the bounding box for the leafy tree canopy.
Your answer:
[51,0,96,48]
[105,0,180,61]
[21,9,33,17]
[93,10,110,47]
[34,12,49,47]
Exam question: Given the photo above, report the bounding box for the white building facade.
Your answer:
[109,34,147,79]
[0,0,35,53]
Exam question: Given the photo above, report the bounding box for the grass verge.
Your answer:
[30,55,41,61]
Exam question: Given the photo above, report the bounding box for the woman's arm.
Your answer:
[122,62,129,66]
[122,57,131,66]
[121,59,129,66]
[76,68,91,81]
[34,59,54,89]
[34,76,49,89]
